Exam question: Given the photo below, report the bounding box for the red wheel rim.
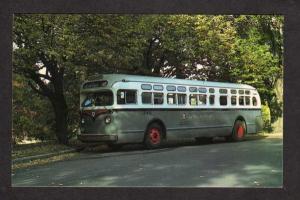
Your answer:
[237,125,244,138]
[149,128,161,144]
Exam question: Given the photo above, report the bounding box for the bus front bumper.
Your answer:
[77,134,117,143]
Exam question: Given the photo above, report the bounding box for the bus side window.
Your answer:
[219,89,227,94]
[154,93,164,104]
[199,87,207,93]
[252,96,258,106]
[117,90,126,104]
[177,94,186,105]
[189,94,198,106]
[239,90,244,95]
[209,95,215,105]
[142,92,152,104]
[239,96,244,105]
[199,94,207,105]
[231,96,237,105]
[167,93,177,104]
[245,96,250,105]
[117,90,136,104]
[220,96,227,106]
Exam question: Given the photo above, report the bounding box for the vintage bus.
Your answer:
[78,74,263,149]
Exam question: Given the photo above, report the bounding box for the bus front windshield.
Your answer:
[82,91,113,107]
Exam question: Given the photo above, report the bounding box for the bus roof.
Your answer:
[86,74,256,90]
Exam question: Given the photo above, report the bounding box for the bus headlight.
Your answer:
[105,116,112,124]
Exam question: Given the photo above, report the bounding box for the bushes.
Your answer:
[261,104,272,132]
[12,75,56,144]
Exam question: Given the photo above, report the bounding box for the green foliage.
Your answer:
[261,104,272,132]
[13,74,55,143]
[230,15,283,122]
[13,14,283,143]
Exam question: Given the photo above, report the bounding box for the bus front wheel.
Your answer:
[227,120,246,142]
[144,123,163,149]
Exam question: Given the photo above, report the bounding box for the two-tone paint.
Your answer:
[78,74,263,144]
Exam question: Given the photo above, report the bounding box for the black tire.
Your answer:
[144,123,163,149]
[226,120,247,142]
[195,137,213,144]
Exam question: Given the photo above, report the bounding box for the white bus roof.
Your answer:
[87,74,256,90]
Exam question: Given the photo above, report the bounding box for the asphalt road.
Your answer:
[12,136,282,187]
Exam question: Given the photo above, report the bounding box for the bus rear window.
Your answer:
[252,97,258,106]
[82,91,113,107]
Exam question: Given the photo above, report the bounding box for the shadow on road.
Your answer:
[77,134,269,157]
[12,134,282,187]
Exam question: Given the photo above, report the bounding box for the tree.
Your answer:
[13,14,154,144]
[136,15,237,80]
[231,15,283,123]
[13,14,283,143]
[13,15,79,144]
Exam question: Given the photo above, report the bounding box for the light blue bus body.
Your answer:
[78,74,263,146]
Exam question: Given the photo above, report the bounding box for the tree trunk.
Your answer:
[50,95,69,145]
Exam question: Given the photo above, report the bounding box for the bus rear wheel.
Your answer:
[227,120,246,142]
[144,123,163,149]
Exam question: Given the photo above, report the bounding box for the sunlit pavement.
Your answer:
[12,135,282,187]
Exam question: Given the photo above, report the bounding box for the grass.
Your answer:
[12,152,79,171]
[12,141,72,160]
[12,140,82,171]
